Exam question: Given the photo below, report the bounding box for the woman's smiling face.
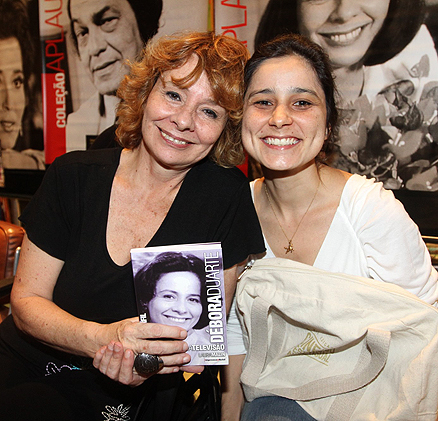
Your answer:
[141,54,227,172]
[147,271,203,332]
[0,37,25,150]
[242,55,328,173]
[298,0,390,69]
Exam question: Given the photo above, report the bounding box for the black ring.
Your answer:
[134,353,164,375]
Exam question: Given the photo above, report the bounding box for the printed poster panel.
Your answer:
[0,0,45,176]
[39,0,71,164]
[38,0,208,164]
[131,242,228,366]
[215,0,438,194]
[214,0,268,53]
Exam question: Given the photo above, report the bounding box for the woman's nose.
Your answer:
[170,298,189,314]
[0,86,10,110]
[329,0,361,23]
[269,104,292,128]
[172,108,195,132]
[1,84,24,111]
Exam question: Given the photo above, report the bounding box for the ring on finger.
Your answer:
[134,353,164,375]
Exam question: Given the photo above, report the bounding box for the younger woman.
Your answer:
[223,33,438,421]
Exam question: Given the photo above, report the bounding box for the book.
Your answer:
[131,242,228,366]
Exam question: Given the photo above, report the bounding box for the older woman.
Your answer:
[222,33,438,421]
[0,32,264,420]
[0,0,44,170]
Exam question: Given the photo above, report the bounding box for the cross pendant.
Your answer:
[284,241,294,254]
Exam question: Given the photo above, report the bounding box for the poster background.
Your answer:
[218,1,438,192]
[67,0,210,124]
[37,0,211,158]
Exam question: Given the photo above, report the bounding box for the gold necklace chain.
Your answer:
[264,180,320,254]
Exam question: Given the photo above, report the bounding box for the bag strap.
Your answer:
[241,296,390,401]
[240,297,272,391]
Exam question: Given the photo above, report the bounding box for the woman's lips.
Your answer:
[166,315,189,323]
[93,59,118,75]
[320,25,366,46]
[262,136,300,147]
[0,120,16,133]
[160,129,191,147]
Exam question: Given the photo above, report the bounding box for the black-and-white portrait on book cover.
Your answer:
[131,243,228,366]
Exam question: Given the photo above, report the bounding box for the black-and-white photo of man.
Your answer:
[65,0,162,151]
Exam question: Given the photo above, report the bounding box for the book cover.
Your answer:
[131,242,228,366]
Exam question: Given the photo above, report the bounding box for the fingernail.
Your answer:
[108,342,114,351]
[114,343,121,352]
[180,330,187,339]
[183,356,190,363]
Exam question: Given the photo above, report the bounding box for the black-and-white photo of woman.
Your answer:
[134,251,211,364]
[255,0,438,193]
[0,0,44,171]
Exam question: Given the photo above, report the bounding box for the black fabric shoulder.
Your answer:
[394,189,438,236]
[89,124,120,150]
[51,147,121,166]
[19,148,121,261]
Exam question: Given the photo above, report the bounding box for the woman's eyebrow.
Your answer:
[93,6,114,25]
[162,79,222,108]
[71,6,112,26]
[246,88,273,100]
[288,86,318,96]
[157,289,201,298]
[247,86,319,100]
[158,289,177,294]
